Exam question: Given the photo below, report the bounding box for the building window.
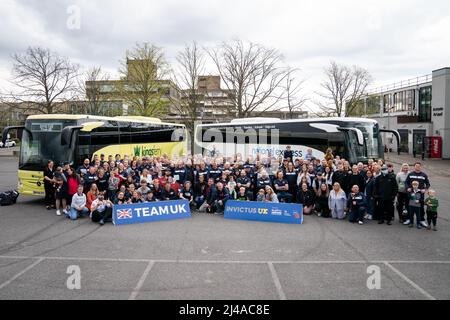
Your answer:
[419,86,432,122]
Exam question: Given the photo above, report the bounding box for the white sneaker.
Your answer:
[367,215,373,220]
[358,221,364,225]
[56,210,61,216]
[403,220,411,225]
[63,209,68,215]
[420,221,428,228]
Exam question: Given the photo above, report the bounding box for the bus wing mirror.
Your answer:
[379,129,401,154]
[2,126,26,144]
[337,127,364,146]
[61,126,83,146]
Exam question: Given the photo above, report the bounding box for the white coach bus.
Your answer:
[194,117,400,164]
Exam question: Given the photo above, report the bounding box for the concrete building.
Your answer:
[354,67,450,159]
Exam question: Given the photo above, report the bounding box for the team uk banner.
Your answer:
[224,201,303,224]
[113,200,191,226]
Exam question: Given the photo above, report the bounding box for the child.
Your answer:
[130,190,143,203]
[146,190,157,202]
[407,181,424,229]
[227,176,237,200]
[256,189,266,202]
[236,186,249,201]
[425,189,439,231]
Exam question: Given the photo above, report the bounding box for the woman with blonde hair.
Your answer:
[328,182,347,219]
[265,186,279,203]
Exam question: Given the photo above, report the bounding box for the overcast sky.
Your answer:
[1,0,449,111]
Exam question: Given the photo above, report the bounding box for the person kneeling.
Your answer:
[90,192,113,226]
[347,185,367,225]
[297,183,315,215]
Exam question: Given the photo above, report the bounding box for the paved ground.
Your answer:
[0,156,449,300]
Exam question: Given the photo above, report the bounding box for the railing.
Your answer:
[367,74,432,95]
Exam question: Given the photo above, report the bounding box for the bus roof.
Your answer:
[198,117,378,127]
[26,114,185,127]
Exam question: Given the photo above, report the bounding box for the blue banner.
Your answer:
[113,200,191,226]
[224,201,303,224]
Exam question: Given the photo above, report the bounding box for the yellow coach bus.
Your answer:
[2,114,187,196]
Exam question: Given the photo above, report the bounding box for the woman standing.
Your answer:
[66,167,81,209]
[328,182,347,220]
[43,160,56,210]
[284,162,298,202]
[324,166,334,191]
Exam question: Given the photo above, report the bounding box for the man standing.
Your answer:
[405,162,431,228]
[283,145,293,161]
[373,165,398,225]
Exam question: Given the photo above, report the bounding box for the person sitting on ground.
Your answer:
[130,190,143,204]
[113,191,127,205]
[151,179,163,201]
[236,186,250,201]
[90,192,113,226]
[346,185,367,225]
[315,183,330,218]
[162,181,178,201]
[146,190,157,202]
[206,182,229,214]
[256,188,266,202]
[297,182,315,215]
[69,185,89,220]
[265,186,279,203]
[179,181,194,207]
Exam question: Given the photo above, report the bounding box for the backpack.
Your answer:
[0,190,19,206]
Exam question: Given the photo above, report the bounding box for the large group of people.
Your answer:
[41,147,439,230]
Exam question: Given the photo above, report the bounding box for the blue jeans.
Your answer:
[195,196,204,209]
[69,207,89,220]
[367,197,375,216]
[277,192,293,203]
[408,206,421,226]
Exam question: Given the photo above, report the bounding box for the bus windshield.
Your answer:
[19,120,76,171]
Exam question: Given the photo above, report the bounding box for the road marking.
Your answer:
[384,262,436,300]
[0,257,45,290]
[128,261,154,300]
[1,256,450,265]
[267,262,286,300]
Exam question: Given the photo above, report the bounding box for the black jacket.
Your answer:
[296,189,315,206]
[373,174,398,200]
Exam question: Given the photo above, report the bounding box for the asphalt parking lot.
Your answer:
[0,156,449,300]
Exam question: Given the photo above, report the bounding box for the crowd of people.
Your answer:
[41,146,439,230]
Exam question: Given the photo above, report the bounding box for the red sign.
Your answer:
[429,136,442,158]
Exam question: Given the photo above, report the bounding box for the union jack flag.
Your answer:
[117,208,133,219]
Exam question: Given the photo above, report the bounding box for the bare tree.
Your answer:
[318,61,372,117]
[77,66,111,115]
[282,67,307,119]
[171,41,206,152]
[117,42,171,117]
[206,40,289,118]
[4,47,79,114]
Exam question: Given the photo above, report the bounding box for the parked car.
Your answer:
[0,139,16,148]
